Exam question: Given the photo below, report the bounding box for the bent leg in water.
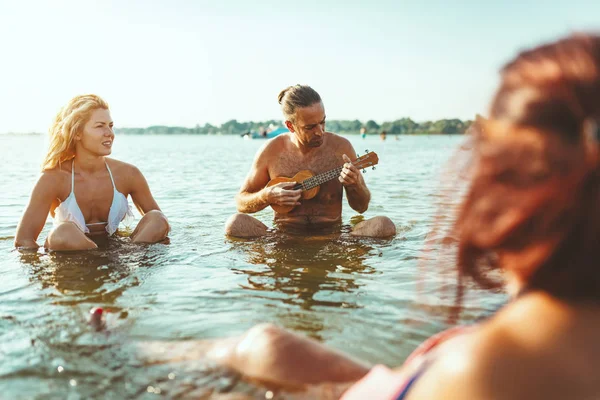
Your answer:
[225,213,268,238]
[130,210,170,243]
[45,221,98,251]
[351,216,396,238]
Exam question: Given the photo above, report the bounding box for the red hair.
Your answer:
[451,34,600,310]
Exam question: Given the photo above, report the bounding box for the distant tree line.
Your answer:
[115,118,471,136]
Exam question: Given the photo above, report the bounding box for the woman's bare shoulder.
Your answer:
[105,157,134,169]
[400,323,523,399]
[405,301,596,400]
[105,158,142,175]
[104,158,147,195]
[38,167,68,187]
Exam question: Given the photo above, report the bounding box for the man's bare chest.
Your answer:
[269,151,341,179]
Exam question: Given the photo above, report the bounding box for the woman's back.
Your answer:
[405,293,600,399]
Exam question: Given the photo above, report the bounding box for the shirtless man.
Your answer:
[225,85,396,238]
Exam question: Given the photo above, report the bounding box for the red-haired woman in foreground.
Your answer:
[15,94,169,251]
[141,34,600,399]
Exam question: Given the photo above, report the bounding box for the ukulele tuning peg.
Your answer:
[362,169,366,174]
[372,166,376,170]
[365,149,369,153]
[356,153,360,158]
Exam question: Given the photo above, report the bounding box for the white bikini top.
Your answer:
[53,160,133,235]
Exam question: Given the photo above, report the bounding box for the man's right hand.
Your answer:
[266,182,302,207]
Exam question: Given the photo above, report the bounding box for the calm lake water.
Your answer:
[0,134,505,399]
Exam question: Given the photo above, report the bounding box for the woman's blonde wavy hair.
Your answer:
[42,94,109,171]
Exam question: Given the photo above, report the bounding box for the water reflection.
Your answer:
[8,239,174,398]
[230,231,378,311]
[19,237,169,308]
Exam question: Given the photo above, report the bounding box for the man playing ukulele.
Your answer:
[225,85,396,238]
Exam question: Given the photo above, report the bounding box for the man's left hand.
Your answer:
[339,154,360,187]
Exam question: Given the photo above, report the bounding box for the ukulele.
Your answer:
[267,151,379,214]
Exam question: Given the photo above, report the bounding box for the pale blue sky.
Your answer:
[0,0,598,133]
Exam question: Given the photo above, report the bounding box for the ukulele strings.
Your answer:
[292,155,370,191]
[301,166,344,190]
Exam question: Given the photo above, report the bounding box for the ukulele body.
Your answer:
[267,170,320,214]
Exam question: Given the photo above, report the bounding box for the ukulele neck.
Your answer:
[294,166,344,191]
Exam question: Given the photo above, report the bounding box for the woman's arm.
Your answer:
[223,324,370,387]
[15,173,58,249]
[138,324,370,390]
[128,165,162,215]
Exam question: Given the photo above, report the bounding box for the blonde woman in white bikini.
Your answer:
[15,94,170,251]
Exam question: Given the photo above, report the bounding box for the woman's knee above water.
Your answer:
[45,222,98,251]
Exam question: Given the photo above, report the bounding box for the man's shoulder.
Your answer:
[325,131,350,144]
[271,132,292,145]
[325,131,344,140]
[259,133,290,154]
[249,134,291,167]
[324,132,353,152]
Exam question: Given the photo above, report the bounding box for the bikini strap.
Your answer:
[71,160,75,193]
[394,359,432,400]
[105,161,117,190]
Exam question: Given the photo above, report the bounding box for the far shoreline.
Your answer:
[1,117,472,137]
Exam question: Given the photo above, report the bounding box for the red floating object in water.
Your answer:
[89,307,105,331]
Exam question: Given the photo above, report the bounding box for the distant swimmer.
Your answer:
[15,94,170,251]
[225,85,396,238]
[380,130,387,141]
